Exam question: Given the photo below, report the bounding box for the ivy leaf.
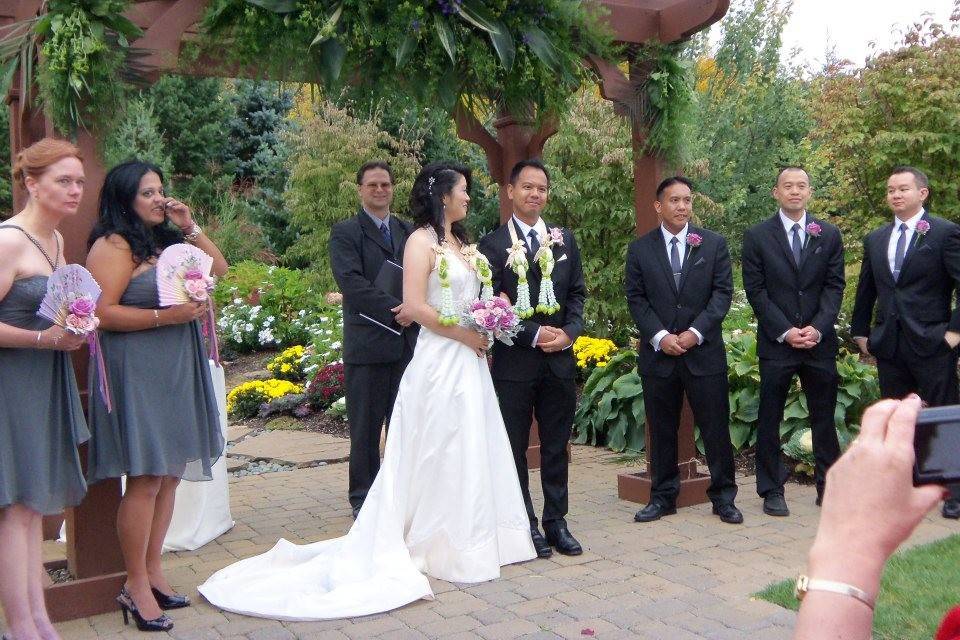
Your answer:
[522,26,563,75]
[395,32,416,68]
[104,15,144,42]
[434,14,456,64]
[245,0,299,13]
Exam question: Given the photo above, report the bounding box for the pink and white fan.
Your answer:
[36,264,112,411]
[155,243,221,365]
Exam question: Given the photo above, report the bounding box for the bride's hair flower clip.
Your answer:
[428,176,436,195]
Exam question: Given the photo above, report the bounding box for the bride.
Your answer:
[198,164,536,620]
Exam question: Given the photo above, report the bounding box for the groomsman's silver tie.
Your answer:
[893,222,908,281]
[670,237,682,289]
[791,223,802,266]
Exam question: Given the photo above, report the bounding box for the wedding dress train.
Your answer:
[198,248,536,620]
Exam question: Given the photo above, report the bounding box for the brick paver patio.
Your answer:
[35,444,959,639]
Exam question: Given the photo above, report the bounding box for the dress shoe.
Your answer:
[634,502,676,523]
[530,527,553,558]
[944,498,960,520]
[544,524,582,556]
[712,502,744,524]
[762,492,789,517]
[117,587,174,632]
[151,586,190,610]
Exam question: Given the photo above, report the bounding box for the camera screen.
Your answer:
[915,419,960,484]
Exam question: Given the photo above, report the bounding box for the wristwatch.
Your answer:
[795,575,875,610]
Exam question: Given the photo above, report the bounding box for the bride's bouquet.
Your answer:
[463,296,522,346]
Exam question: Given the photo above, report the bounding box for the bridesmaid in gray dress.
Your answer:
[0,138,90,640]
[85,160,228,632]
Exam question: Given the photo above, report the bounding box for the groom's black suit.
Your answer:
[479,219,586,528]
[742,214,844,498]
[625,225,737,507]
[329,209,418,510]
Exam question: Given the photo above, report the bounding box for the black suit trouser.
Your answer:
[494,364,576,529]
[344,348,412,509]
[641,361,737,507]
[876,331,960,502]
[756,358,841,497]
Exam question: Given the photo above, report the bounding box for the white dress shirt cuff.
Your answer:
[688,327,704,345]
[652,330,669,352]
[531,328,541,348]
[777,330,789,343]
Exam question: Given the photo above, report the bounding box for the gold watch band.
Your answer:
[795,575,875,610]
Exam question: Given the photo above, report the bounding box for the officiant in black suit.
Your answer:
[625,176,742,525]
[329,161,417,519]
[851,166,960,520]
[742,167,844,517]
[478,159,587,558]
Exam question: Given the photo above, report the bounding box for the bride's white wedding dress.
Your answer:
[198,250,536,620]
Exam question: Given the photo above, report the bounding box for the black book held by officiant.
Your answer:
[359,260,403,335]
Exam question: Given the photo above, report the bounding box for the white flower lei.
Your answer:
[429,227,494,325]
[507,222,564,317]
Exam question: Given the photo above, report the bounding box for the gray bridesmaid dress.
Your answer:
[86,267,224,483]
[0,276,89,514]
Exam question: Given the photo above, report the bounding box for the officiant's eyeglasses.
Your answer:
[362,181,393,190]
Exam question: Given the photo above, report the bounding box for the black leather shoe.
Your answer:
[151,587,190,610]
[943,498,960,519]
[762,492,789,517]
[530,527,553,558]
[712,503,744,524]
[634,502,676,523]
[544,524,582,556]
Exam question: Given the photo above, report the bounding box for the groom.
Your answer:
[479,159,587,558]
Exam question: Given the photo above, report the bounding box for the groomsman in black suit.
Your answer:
[851,166,960,519]
[625,176,742,524]
[329,161,418,519]
[742,167,844,516]
[479,159,587,557]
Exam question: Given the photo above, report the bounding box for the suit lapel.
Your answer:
[677,226,700,293]
[769,214,800,275]
[898,212,929,278]
[650,230,678,296]
[390,217,406,260]
[798,216,818,270]
[875,223,895,284]
[358,210,394,256]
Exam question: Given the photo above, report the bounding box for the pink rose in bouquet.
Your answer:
[184,277,210,302]
[65,312,99,335]
[68,295,96,318]
[464,297,522,345]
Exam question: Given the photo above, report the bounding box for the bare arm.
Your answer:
[86,235,204,332]
[164,197,228,276]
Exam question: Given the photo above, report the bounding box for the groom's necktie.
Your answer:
[893,222,908,281]
[791,223,802,266]
[527,228,540,256]
[670,237,682,289]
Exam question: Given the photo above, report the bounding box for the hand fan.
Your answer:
[156,243,215,306]
[37,264,102,333]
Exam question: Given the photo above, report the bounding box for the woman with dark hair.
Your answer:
[0,137,89,640]
[85,160,227,632]
[199,163,535,620]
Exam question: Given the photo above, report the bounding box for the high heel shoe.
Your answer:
[117,587,174,632]
[151,586,191,610]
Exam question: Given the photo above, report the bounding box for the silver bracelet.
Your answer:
[36,330,42,348]
[183,223,202,242]
[795,575,875,610]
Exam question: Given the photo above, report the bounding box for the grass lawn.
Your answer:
[755,534,960,640]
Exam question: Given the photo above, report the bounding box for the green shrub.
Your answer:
[101,96,173,176]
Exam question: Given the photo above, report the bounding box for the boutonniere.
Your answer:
[686,232,702,248]
[803,222,821,248]
[914,220,930,246]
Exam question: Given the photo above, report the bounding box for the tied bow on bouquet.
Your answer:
[36,265,112,411]
[463,296,522,346]
[156,243,221,365]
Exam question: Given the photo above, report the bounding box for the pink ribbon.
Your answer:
[88,331,112,413]
[204,299,221,367]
